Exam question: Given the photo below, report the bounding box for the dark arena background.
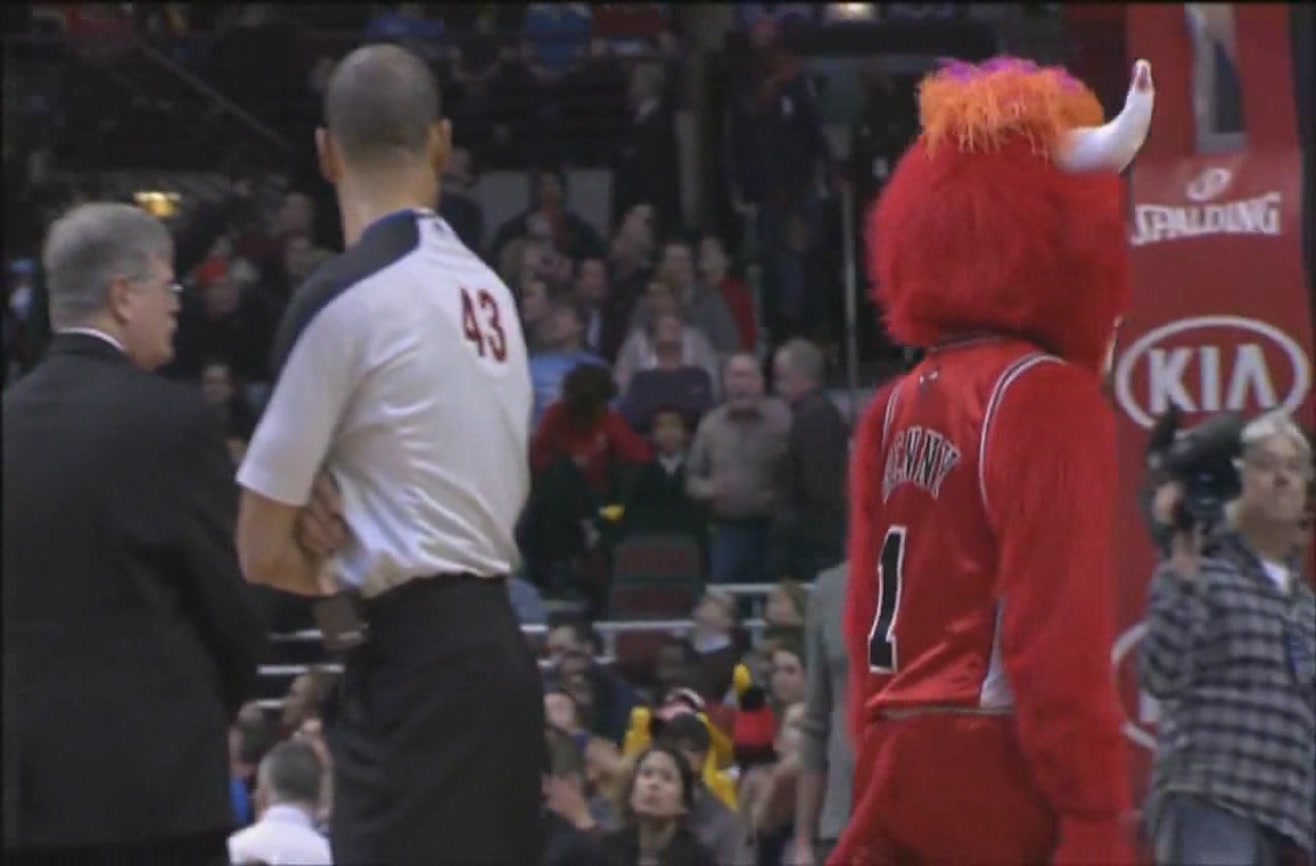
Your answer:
[3,3,1312,863]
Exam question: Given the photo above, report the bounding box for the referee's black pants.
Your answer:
[326,575,545,866]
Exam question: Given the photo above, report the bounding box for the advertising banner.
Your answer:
[1117,4,1313,797]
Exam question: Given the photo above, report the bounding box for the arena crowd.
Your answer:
[3,5,882,865]
[13,6,1308,866]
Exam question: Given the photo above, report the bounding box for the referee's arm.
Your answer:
[236,300,360,595]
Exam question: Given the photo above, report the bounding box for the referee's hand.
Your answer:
[296,471,349,558]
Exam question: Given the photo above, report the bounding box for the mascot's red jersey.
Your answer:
[832,58,1155,866]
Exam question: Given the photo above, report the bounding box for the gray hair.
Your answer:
[1224,410,1314,526]
[42,203,173,329]
[777,337,826,383]
[257,741,323,807]
[723,351,761,376]
[1235,410,1313,471]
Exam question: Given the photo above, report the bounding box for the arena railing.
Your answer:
[255,582,805,707]
[257,612,775,709]
[267,615,770,653]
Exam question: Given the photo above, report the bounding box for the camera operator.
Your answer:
[1139,409,1315,866]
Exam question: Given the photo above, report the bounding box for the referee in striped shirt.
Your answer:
[235,45,543,865]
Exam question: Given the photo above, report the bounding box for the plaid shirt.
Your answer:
[1140,531,1316,854]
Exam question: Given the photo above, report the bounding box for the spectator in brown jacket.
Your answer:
[686,353,790,584]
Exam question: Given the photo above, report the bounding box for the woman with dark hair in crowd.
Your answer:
[603,745,717,866]
[490,166,606,264]
[200,357,257,440]
[531,364,650,489]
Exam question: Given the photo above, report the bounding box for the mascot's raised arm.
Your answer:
[833,58,1154,866]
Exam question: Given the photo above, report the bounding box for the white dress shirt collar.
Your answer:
[57,327,126,354]
[261,804,316,827]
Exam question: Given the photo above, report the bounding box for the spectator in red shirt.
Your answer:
[531,364,650,493]
[523,365,651,604]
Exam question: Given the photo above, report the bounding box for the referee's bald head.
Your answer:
[320,44,446,173]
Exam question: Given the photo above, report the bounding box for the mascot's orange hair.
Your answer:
[869,58,1133,373]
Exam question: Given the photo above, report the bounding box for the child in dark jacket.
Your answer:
[624,408,706,540]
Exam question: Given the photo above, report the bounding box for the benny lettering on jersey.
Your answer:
[831,59,1156,866]
[881,425,961,502]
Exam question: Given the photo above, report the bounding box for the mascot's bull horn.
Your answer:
[1058,60,1155,173]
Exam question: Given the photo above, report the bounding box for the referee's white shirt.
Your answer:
[237,210,532,597]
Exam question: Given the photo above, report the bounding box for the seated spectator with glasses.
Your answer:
[1140,410,1315,866]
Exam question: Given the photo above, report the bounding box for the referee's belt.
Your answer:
[314,573,507,652]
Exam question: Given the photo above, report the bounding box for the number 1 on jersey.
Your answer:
[868,526,906,673]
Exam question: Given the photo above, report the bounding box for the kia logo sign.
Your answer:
[1111,623,1158,751]
[1184,167,1233,203]
[1115,316,1312,430]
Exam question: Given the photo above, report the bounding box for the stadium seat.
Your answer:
[608,533,702,618]
[608,581,697,619]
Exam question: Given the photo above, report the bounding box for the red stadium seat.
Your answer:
[608,582,698,619]
[609,533,703,619]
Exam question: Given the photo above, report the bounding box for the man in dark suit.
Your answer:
[2,202,267,865]
[772,338,849,580]
[610,61,681,236]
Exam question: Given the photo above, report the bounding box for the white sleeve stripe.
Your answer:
[977,353,1063,520]
[882,379,903,442]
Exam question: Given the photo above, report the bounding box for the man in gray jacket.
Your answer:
[793,562,855,865]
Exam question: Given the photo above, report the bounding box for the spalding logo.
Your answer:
[1184,167,1233,203]
[1110,623,1158,751]
[1115,316,1312,430]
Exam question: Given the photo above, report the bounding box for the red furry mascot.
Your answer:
[832,58,1155,866]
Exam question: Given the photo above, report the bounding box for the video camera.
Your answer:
[1145,406,1246,534]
